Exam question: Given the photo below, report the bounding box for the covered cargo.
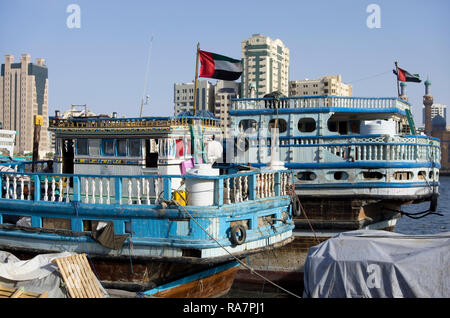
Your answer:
[303,230,450,298]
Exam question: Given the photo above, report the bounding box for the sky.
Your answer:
[1,0,449,125]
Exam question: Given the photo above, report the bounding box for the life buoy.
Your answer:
[230,224,246,245]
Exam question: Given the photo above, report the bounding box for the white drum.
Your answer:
[185,164,220,206]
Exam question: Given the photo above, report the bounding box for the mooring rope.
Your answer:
[164,191,302,299]
[288,184,320,244]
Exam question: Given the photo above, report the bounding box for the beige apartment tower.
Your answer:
[289,75,352,97]
[173,80,215,116]
[241,34,290,98]
[214,80,240,136]
[0,54,50,157]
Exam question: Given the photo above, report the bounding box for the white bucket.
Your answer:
[185,164,219,206]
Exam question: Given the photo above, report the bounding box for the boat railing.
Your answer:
[48,116,221,130]
[279,134,441,164]
[232,96,410,112]
[0,169,293,207]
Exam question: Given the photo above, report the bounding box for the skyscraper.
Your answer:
[241,34,290,98]
[0,54,50,156]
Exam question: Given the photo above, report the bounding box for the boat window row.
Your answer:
[238,118,362,135]
[296,170,439,182]
[75,138,143,157]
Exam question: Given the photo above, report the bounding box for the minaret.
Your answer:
[399,82,408,102]
[423,78,433,136]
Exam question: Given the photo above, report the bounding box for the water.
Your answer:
[395,175,450,235]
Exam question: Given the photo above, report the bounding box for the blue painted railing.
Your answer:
[0,169,292,207]
[0,169,294,251]
[232,95,411,111]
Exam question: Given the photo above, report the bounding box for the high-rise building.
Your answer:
[214,80,240,136]
[289,75,352,97]
[174,80,214,115]
[0,54,50,157]
[241,34,290,98]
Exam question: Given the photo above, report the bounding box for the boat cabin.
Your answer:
[48,115,223,177]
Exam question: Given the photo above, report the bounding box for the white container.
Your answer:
[185,164,219,206]
[360,119,397,136]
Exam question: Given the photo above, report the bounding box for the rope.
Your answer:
[347,70,392,84]
[166,191,302,299]
[288,184,320,244]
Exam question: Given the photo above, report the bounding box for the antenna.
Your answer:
[140,35,154,117]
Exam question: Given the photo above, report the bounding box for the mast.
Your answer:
[140,35,154,117]
[394,61,400,97]
[193,43,200,117]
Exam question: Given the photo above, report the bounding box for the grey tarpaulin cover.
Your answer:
[0,251,108,298]
[303,230,450,298]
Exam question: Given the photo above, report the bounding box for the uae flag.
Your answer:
[393,67,421,83]
[199,50,242,81]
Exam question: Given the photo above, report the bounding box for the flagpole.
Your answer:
[394,61,400,97]
[193,43,200,116]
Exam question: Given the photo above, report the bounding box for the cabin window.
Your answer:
[268,118,287,133]
[129,139,141,157]
[297,171,316,181]
[239,119,258,133]
[116,139,127,156]
[333,171,349,180]
[328,119,360,135]
[338,121,348,135]
[298,118,316,133]
[361,171,384,180]
[349,120,360,134]
[328,121,337,132]
[102,139,115,156]
[76,139,89,156]
[43,217,71,230]
[393,171,413,180]
[89,139,101,156]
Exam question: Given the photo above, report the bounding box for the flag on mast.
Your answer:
[199,50,242,81]
[393,66,421,83]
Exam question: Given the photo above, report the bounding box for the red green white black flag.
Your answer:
[393,66,421,83]
[199,50,243,81]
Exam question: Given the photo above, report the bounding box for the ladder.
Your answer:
[405,108,416,135]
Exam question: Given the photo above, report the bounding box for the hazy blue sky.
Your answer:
[1,0,449,125]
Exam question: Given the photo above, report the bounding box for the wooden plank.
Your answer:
[55,258,77,298]
[11,287,25,298]
[71,255,88,298]
[72,254,93,298]
[80,254,103,298]
[53,253,103,298]
[75,254,97,298]
[0,282,48,298]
